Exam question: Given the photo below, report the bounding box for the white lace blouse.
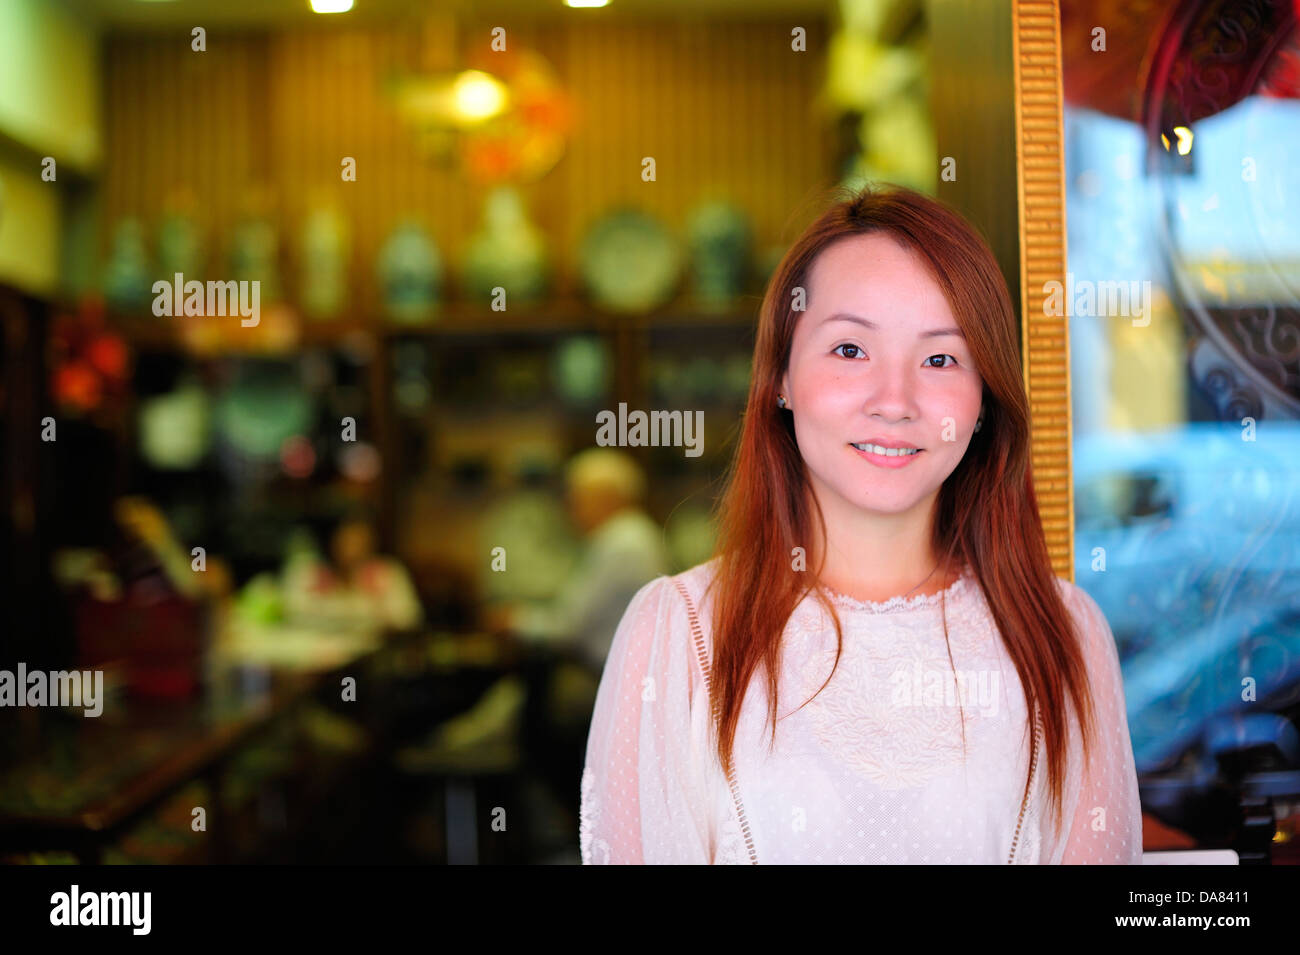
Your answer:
[579,558,1143,864]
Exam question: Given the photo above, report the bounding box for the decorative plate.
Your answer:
[579,208,682,314]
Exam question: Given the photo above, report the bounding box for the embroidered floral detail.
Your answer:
[579,766,611,864]
[793,638,974,789]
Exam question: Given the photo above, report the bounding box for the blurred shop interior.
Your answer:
[0,0,864,864]
[0,0,1298,865]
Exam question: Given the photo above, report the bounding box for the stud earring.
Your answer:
[777,394,788,409]
[974,414,984,433]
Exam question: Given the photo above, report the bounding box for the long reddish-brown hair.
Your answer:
[704,182,1097,839]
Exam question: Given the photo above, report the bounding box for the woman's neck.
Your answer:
[817,554,961,604]
[806,489,955,603]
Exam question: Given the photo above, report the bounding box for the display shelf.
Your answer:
[106,298,757,351]
[98,292,758,569]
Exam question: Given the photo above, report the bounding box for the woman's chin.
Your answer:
[842,492,929,517]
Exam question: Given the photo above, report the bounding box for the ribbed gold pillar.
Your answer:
[1011,0,1073,581]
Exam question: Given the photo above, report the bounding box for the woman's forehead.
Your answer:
[807,234,940,301]
[800,264,954,336]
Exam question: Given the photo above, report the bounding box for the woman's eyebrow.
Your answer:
[822,312,965,340]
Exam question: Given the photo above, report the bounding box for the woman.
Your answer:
[579,184,1142,864]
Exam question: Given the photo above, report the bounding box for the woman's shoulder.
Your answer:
[1052,574,1112,639]
[614,558,720,635]
[663,558,730,631]
[601,562,718,696]
[666,556,722,601]
[1050,575,1123,691]
[612,558,722,645]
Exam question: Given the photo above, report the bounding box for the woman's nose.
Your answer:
[862,362,917,419]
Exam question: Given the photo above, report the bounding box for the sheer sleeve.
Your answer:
[579,574,716,864]
[1057,581,1144,864]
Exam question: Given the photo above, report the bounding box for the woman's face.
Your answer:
[779,232,984,522]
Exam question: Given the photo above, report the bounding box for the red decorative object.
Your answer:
[50,294,131,416]
[85,333,129,380]
[1061,0,1300,128]
[459,47,576,185]
[75,589,205,700]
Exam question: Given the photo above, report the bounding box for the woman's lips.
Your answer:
[849,442,923,469]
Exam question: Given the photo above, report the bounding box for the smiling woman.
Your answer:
[778,232,985,585]
[580,183,1143,864]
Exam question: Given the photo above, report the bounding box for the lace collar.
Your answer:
[819,566,972,614]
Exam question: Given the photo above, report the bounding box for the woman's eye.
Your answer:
[925,354,958,368]
[833,343,865,359]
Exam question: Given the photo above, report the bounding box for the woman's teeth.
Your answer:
[851,442,920,457]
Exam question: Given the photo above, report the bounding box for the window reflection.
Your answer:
[1063,4,1300,859]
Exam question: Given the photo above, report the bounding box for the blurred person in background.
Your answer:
[281,513,424,632]
[509,447,672,672]
[399,447,670,766]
